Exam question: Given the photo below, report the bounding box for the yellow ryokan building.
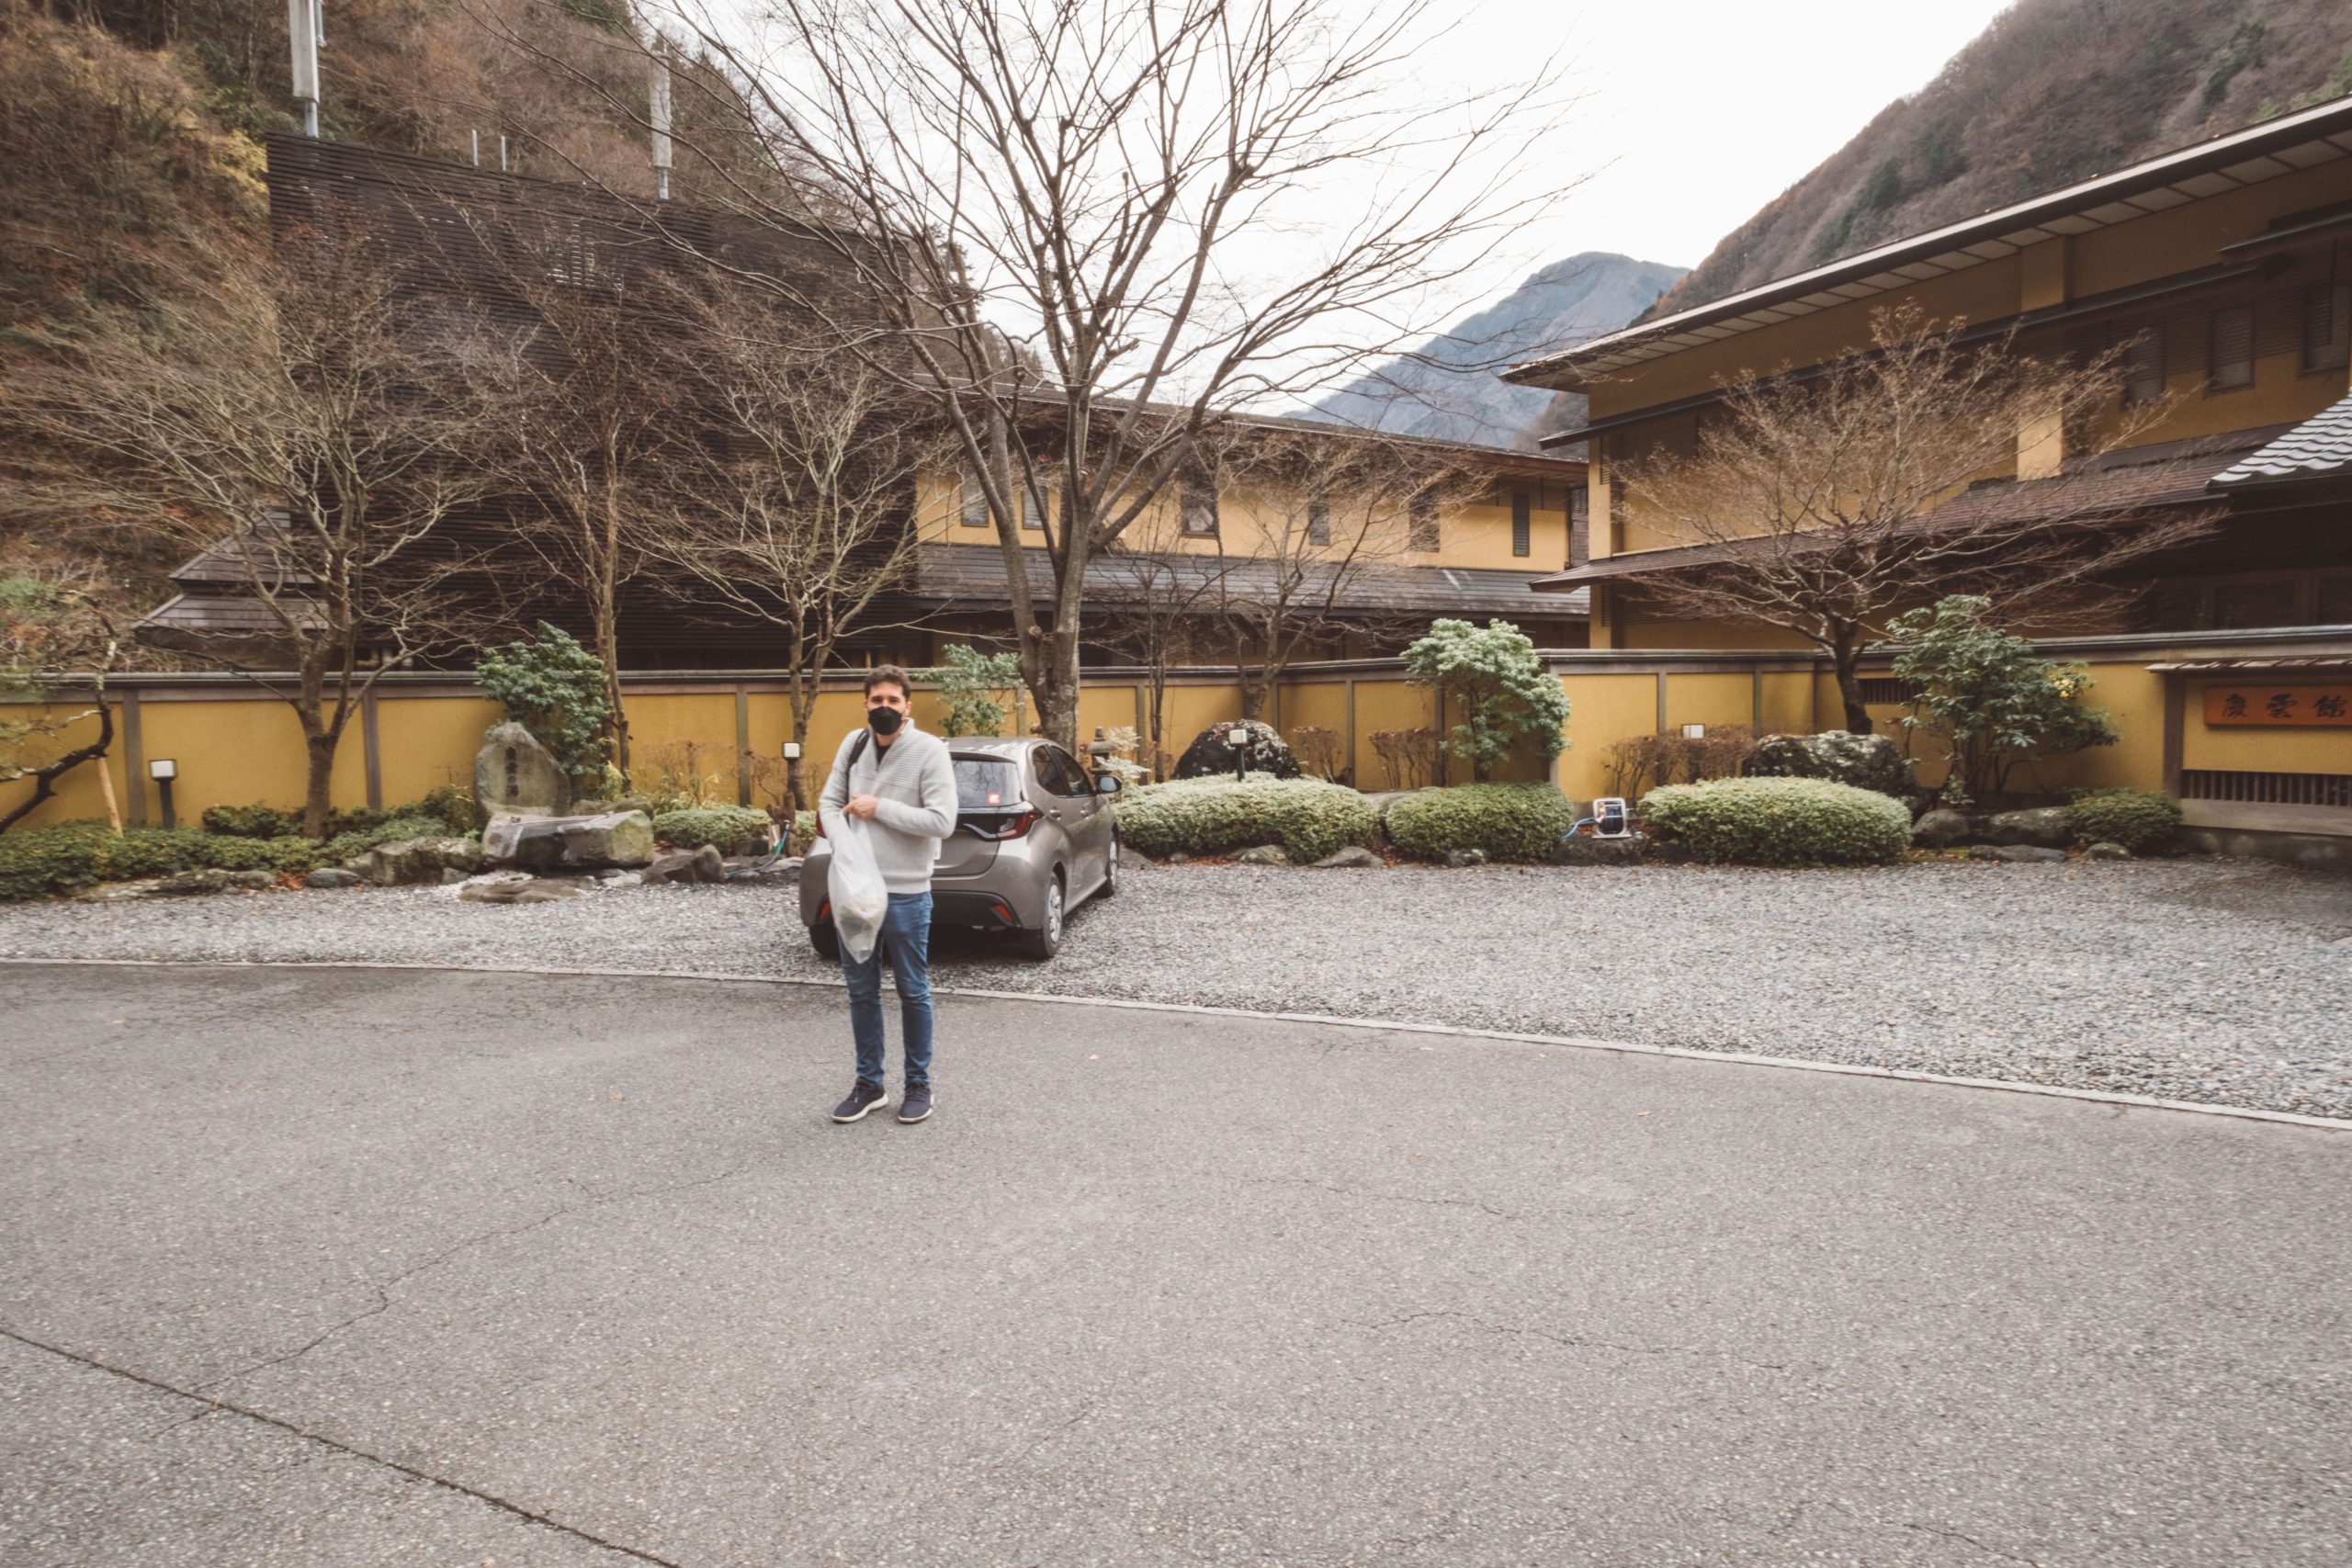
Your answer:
[1508,96,2352,859]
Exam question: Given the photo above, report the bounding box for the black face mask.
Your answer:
[866,706,905,736]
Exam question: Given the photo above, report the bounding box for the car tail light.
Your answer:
[964,808,1038,841]
[817,899,832,920]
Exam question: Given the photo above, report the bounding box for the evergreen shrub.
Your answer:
[1640,776,1910,866]
[2062,789,2182,852]
[1114,774,1377,864]
[653,806,773,852]
[1384,783,1576,863]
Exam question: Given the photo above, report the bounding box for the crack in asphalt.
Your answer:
[1350,1308,1795,1376]
[0,1325,685,1566]
[1233,1174,1528,1223]
[1903,1519,2049,1567]
[198,1162,752,1394]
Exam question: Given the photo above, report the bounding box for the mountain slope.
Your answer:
[1653,0,2352,320]
[1301,253,1687,450]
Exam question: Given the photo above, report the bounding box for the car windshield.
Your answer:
[952,757,1024,812]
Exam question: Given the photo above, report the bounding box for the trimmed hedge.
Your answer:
[653,806,773,852]
[2063,788,2182,852]
[1747,729,1913,797]
[1384,783,1577,863]
[1640,776,1911,866]
[0,813,453,902]
[1114,774,1377,864]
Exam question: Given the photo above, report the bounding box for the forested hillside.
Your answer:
[1299,253,1686,451]
[1651,0,2352,319]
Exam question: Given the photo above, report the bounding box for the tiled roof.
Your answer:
[2209,392,2352,489]
[1531,430,2266,592]
[913,543,1587,618]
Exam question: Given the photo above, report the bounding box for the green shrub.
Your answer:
[1640,776,1911,866]
[1747,730,1912,797]
[102,828,211,879]
[1383,783,1577,863]
[0,823,115,900]
[2063,788,2182,852]
[653,806,773,852]
[319,815,447,867]
[201,803,296,839]
[791,809,817,848]
[419,784,486,834]
[1114,774,1378,864]
[476,623,612,790]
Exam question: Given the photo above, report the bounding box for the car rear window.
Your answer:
[952,757,1023,811]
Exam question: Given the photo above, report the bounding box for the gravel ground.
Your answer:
[4,855,2349,1118]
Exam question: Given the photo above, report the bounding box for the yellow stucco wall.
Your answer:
[1663,673,1754,732]
[1555,673,1657,803]
[0,703,133,825]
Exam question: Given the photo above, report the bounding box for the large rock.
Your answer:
[1444,848,1489,868]
[304,867,361,889]
[643,845,728,885]
[1172,720,1300,781]
[1984,807,2072,849]
[457,870,591,904]
[1309,845,1382,869]
[482,809,654,871]
[357,836,487,886]
[1747,730,1912,797]
[1911,808,1978,849]
[1553,832,1648,867]
[1235,843,1291,866]
[1986,843,2068,863]
[474,722,571,819]
[2085,841,2132,861]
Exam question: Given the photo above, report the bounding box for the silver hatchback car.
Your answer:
[801,736,1122,961]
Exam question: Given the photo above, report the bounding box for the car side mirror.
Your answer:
[1094,773,1123,795]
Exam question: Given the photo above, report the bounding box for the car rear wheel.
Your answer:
[809,920,840,961]
[1017,874,1065,961]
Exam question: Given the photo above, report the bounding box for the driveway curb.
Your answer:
[9,955,2347,1134]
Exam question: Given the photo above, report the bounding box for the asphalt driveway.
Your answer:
[3,963,2346,1567]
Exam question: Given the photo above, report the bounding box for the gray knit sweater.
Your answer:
[817,723,958,894]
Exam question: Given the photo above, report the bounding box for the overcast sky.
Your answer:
[1456,0,2017,276]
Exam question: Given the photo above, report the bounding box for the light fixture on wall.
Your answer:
[149,758,179,829]
[781,742,801,761]
[1680,723,1707,739]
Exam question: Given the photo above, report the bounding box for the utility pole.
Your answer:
[288,0,322,137]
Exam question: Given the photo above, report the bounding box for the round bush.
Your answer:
[1640,776,1911,866]
[1383,783,1577,863]
[653,806,774,853]
[1114,774,1375,863]
[1747,730,1913,797]
[2063,788,2181,852]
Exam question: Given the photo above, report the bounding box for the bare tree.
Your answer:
[444,205,695,778]
[1209,433,1451,718]
[583,0,1573,749]
[640,276,936,811]
[1621,306,2219,733]
[0,567,123,834]
[4,240,502,837]
[1091,525,1235,781]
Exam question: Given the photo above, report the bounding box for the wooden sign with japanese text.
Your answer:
[2203,685,2352,727]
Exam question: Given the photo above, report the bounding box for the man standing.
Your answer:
[820,665,958,1125]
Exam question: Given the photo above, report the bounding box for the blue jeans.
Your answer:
[841,891,933,1088]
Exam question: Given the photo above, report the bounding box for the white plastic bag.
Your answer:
[824,809,890,964]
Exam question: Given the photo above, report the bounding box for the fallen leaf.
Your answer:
[608,1092,626,1101]
[1636,1110,1652,1118]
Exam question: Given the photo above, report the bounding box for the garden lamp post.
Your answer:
[149,758,178,829]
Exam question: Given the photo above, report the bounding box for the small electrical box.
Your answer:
[1590,796,1632,838]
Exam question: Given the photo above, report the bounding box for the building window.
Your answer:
[2122,326,2165,404]
[2319,571,2352,625]
[2209,304,2256,391]
[959,470,989,528]
[1306,490,1330,547]
[1510,492,1532,558]
[1408,490,1439,553]
[2304,283,2350,373]
[1023,485,1046,531]
[2211,575,2301,630]
[1181,471,1218,536]
[1566,484,1589,568]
